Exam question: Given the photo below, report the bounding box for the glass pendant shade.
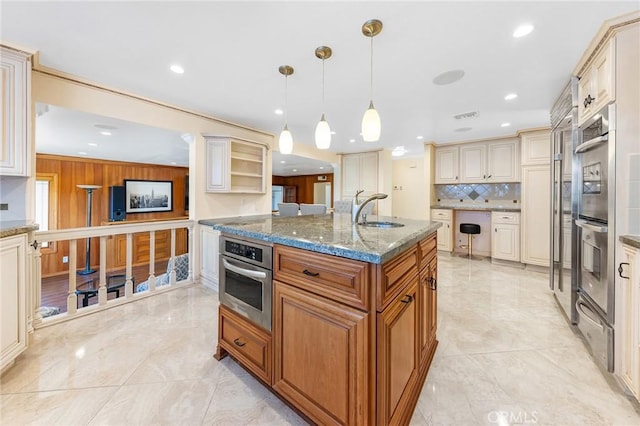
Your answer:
[315,114,331,149]
[279,125,293,154]
[361,100,381,142]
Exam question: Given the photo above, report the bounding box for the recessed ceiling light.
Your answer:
[349,139,356,143]
[392,146,407,157]
[280,160,286,164]
[170,64,185,74]
[501,122,511,127]
[433,69,465,85]
[455,127,472,132]
[100,131,111,136]
[88,143,98,147]
[513,24,534,38]
[77,151,87,155]
[319,166,324,170]
[330,131,336,135]
[94,124,117,130]
[292,169,297,172]
[274,109,283,115]
[504,93,518,100]
[359,132,363,136]
[416,136,424,140]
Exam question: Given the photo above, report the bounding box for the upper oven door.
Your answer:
[578,139,608,223]
[576,219,608,315]
[220,255,272,330]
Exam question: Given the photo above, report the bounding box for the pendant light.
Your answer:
[361,19,383,142]
[314,46,332,150]
[278,65,294,154]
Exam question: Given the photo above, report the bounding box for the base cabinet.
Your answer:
[0,234,28,372]
[491,212,521,262]
[620,244,640,401]
[419,256,437,364]
[199,226,219,289]
[431,209,453,252]
[273,281,369,425]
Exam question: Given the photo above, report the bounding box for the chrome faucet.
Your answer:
[352,192,388,223]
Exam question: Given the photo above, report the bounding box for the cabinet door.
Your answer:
[620,246,640,400]
[488,140,519,182]
[419,258,437,365]
[578,70,594,125]
[428,257,437,349]
[591,40,615,115]
[0,234,27,371]
[273,281,369,425]
[520,131,551,166]
[0,48,30,177]
[521,165,551,266]
[435,147,459,184]
[359,152,379,195]
[491,224,520,262]
[377,280,419,425]
[205,139,230,192]
[342,154,360,199]
[459,144,486,183]
[436,220,452,252]
[199,226,219,288]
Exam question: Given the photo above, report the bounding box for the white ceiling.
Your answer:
[272,151,334,176]
[3,1,639,159]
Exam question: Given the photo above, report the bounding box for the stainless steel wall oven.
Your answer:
[219,235,272,331]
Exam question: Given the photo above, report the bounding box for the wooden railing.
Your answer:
[32,219,194,327]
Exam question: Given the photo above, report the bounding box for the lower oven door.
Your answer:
[575,294,613,372]
[219,255,272,331]
[576,220,608,314]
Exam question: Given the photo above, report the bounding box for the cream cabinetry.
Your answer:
[521,130,551,166]
[431,209,453,252]
[341,151,378,199]
[521,164,551,267]
[0,233,28,372]
[491,212,520,262]
[204,135,266,193]
[620,244,639,401]
[0,46,31,176]
[434,146,459,184]
[199,226,220,290]
[578,39,615,125]
[435,139,519,184]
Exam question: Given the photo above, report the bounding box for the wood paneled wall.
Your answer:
[37,154,189,277]
[272,173,334,206]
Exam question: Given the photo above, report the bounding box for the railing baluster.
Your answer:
[67,239,78,314]
[148,230,156,292]
[169,228,177,285]
[125,233,133,297]
[98,236,107,305]
[187,224,194,282]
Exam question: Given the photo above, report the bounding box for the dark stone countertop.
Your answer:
[620,235,640,250]
[199,214,442,264]
[0,221,39,238]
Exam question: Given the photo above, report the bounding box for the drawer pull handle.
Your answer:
[430,277,437,290]
[501,216,510,219]
[618,263,629,279]
[401,295,413,304]
[303,269,320,277]
[233,338,246,347]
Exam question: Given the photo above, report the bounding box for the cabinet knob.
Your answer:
[618,263,629,279]
[429,277,438,290]
[400,295,414,304]
[495,228,497,232]
[233,338,246,347]
[487,175,492,179]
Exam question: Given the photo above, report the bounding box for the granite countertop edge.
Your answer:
[199,216,441,264]
[432,205,521,212]
[620,235,640,250]
[0,221,39,238]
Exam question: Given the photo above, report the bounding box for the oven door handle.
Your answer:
[574,135,608,154]
[575,219,608,233]
[223,258,267,279]
[575,300,604,331]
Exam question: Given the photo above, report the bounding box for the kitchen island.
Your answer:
[200,214,441,425]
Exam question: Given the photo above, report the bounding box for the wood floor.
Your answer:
[41,260,169,314]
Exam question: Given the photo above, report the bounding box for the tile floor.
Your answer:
[1,255,639,425]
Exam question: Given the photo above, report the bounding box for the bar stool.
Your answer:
[459,223,481,259]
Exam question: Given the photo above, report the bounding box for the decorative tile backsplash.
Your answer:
[435,183,521,203]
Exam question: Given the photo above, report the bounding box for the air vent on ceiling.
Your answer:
[453,111,479,120]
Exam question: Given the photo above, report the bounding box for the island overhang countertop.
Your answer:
[199,214,442,264]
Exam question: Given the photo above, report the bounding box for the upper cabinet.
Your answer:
[520,130,551,166]
[435,139,519,184]
[204,135,266,193]
[0,46,31,177]
[578,38,615,126]
[342,151,378,198]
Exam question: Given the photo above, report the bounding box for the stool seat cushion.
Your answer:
[460,223,481,234]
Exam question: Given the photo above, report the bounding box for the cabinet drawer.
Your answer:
[219,305,272,384]
[377,244,419,312]
[431,209,452,221]
[418,234,437,272]
[491,211,520,224]
[274,245,369,311]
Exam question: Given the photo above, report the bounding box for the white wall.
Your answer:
[0,176,28,221]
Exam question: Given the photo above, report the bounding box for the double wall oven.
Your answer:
[219,235,273,331]
[575,104,615,372]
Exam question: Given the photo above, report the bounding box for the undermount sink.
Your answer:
[358,221,405,228]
